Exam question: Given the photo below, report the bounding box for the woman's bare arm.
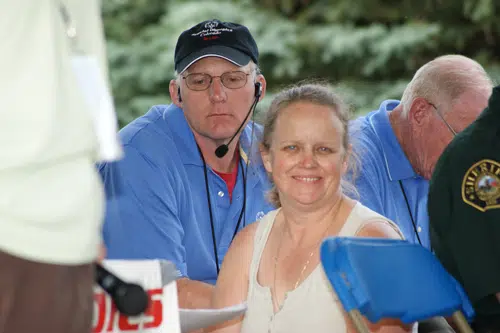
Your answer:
[204,222,259,333]
[342,219,411,333]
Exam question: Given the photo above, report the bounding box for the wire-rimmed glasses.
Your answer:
[182,71,251,91]
[429,102,457,136]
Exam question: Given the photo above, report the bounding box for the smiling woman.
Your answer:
[207,83,410,333]
[260,82,355,208]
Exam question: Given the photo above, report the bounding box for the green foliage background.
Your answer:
[102,0,500,127]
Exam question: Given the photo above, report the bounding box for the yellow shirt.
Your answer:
[0,0,108,264]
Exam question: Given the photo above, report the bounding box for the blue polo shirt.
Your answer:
[349,100,430,248]
[99,104,274,284]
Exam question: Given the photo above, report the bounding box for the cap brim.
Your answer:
[176,45,251,74]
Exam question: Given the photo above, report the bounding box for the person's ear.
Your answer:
[169,80,182,107]
[409,97,431,126]
[255,75,267,102]
[260,144,272,173]
[341,144,352,175]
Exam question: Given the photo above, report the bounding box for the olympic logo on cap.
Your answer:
[205,20,219,29]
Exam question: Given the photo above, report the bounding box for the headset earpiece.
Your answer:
[177,87,182,102]
[254,82,262,98]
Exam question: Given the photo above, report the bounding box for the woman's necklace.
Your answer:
[271,197,344,312]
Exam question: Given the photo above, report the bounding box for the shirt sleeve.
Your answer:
[349,146,387,216]
[66,0,110,88]
[99,144,187,277]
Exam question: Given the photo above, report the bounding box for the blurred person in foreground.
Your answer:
[349,54,492,249]
[429,85,500,333]
[98,19,274,309]
[0,1,109,332]
[207,83,409,333]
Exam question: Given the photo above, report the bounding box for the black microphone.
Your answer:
[95,263,150,316]
[215,143,230,159]
[215,83,262,158]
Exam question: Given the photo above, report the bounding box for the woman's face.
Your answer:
[262,101,348,209]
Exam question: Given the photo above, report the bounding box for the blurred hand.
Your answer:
[98,244,106,262]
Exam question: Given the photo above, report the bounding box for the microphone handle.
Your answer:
[215,97,258,158]
[233,97,258,145]
[95,262,124,294]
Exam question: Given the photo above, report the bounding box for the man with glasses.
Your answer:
[429,84,500,333]
[99,19,274,309]
[348,54,492,249]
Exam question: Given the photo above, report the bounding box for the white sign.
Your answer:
[92,260,180,333]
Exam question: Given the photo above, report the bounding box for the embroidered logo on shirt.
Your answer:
[462,159,500,212]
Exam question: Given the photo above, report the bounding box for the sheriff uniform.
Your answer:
[428,85,500,332]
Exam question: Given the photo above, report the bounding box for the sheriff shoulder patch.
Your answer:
[462,159,500,212]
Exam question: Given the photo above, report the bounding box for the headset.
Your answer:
[178,82,262,159]
[215,82,262,158]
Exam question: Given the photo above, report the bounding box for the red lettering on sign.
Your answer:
[106,301,119,332]
[93,293,107,332]
[144,289,163,328]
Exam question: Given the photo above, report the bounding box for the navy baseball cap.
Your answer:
[174,19,259,74]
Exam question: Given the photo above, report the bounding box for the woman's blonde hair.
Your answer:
[260,82,358,207]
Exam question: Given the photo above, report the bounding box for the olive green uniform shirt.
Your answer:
[428,85,500,328]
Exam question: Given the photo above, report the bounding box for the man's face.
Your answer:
[412,89,490,179]
[173,57,264,144]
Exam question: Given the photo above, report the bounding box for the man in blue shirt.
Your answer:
[99,19,274,308]
[349,54,492,249]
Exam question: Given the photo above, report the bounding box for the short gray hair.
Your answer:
[400,54,493,116]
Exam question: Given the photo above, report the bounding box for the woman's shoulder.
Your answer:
[348,202,405,240]
[351,201,391,220]
[236,208,281,246]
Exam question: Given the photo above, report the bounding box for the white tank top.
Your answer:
[241,202,403,333]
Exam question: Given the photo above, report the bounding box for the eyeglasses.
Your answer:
[429,102,457,136]
[182,71,251,91]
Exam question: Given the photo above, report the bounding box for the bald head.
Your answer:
[393,54,493,180]
[401,55,493,116]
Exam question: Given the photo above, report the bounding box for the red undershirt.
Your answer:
[213,152,240,201]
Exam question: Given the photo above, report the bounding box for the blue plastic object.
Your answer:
[320,237,475,324]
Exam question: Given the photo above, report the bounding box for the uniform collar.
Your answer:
[478,85,500,121]
[368,100,418,181]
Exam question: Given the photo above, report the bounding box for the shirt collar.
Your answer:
[368,100,418,181]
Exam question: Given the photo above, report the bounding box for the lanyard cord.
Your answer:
[398,180,423,246]
[197,146,246,275]
[233,165,247,240]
